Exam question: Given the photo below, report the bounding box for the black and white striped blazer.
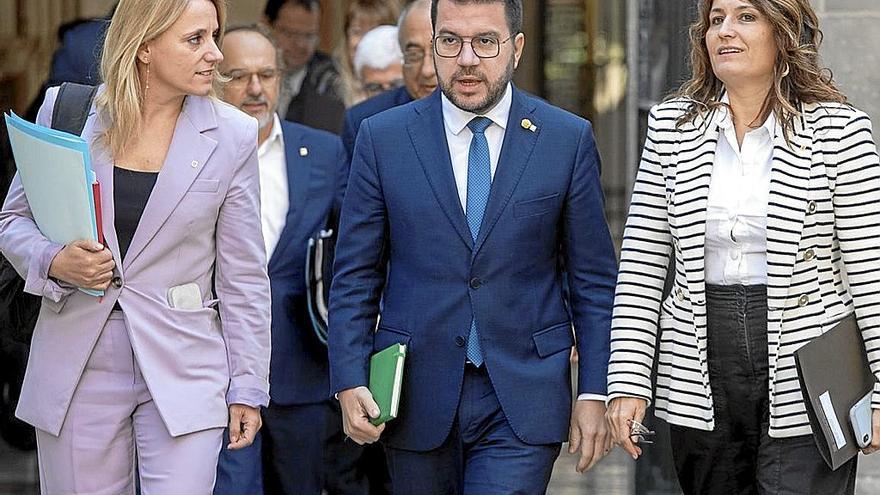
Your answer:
[607,98,880,438]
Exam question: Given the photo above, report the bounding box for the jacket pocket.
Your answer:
[532,322,574,357]
[373,325,412,352]
[513,193,559,219]
[189,179,220,193]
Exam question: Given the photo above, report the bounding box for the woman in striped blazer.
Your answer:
[606,0,880,493]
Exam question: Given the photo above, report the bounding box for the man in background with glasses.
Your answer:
[329,0,618,493]
[353,26,404,102]
[264,0,346,133]
[341,0,437,162]
[214,24,351,495]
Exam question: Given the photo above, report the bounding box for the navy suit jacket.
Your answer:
[269,120,347,406]
[328,87,618,451]
[341,86,414,161]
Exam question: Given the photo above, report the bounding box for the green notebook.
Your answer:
[368,343,407,426]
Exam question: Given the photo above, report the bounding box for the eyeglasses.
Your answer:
[222,69,280,88]
[362,79,404,95]
[274,26,319,45]
[403,48,430,66]
[433,33,515,59]
[628,419,656,445]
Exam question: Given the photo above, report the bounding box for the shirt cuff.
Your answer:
[226,387,270,409]
[577,393,608,402]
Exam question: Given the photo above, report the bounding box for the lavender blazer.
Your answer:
[0,86,271,437]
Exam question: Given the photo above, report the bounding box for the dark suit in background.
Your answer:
[341,86,414,161]
[281,53,346,135]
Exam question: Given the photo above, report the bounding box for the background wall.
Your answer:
[814,0,880,125]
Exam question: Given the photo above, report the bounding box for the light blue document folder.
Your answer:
[4,111,103,296]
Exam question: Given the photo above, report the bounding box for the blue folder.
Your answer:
[4,111,103,296]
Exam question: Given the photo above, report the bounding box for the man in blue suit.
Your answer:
[214,25,347,495]
[329,0,619,493]
[340,0,437,160]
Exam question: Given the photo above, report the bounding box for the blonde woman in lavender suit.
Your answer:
[0,0,270,492]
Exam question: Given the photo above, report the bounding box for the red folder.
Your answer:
[92,180,105,303]
[92,180,104,246]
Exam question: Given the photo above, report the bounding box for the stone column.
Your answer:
[815,0,880,124]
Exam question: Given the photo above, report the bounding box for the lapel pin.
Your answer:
[191,160,199,168]
[520,118,537,132]
[299,147,309,157]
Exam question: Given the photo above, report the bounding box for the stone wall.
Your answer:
[815,0,880,125]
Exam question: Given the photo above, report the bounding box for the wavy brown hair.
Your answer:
[675,0,846,138]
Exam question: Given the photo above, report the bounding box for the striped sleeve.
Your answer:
[607,108,672,402]
[830,111,880,408]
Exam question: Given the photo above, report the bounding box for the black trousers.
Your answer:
[668,284,857,495]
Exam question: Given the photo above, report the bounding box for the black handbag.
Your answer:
[0,82,97,344]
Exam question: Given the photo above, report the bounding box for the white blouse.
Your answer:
[704,102,776,286]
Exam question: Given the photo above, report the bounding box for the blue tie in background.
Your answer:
[465,116,492,366]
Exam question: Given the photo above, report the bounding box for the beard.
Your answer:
[438,53,515,115]
[240,95,276,132]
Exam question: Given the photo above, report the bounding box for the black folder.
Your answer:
[794,314,876,470]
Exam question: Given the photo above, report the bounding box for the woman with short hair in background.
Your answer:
[335,0,401,106]
[606,0,880,493]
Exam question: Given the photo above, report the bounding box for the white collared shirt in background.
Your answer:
[705,97,775,286]
[257,113,290,259]
[440,84,603,403]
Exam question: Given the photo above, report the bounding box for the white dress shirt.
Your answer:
[705,98,775,285]
[441,83,512,211]
[257,113,290,259]
[440,85,603,403]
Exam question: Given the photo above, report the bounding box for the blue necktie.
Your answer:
[465,117,492,366]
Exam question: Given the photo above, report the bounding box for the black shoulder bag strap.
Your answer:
[51,82,98,135]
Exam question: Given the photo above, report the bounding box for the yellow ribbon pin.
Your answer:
[520,118,537,132]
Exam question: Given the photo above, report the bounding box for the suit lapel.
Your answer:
[269,122,313,269]
[408,92,473,249]
[472,89,539,256]
[674,117,718,307]
[766,111,813,312]
[123,96,218,269]
[87,108,122,270]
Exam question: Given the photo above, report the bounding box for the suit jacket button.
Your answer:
[469,277,482,289]
[455,336,466,347]
[111,277,123,289]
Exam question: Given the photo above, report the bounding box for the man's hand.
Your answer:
[861,409,880,455]
[338,386,385,445]
[48,240,114,290]
[606,397,648,460]
[568,400,612,473]
[227,404,262,450]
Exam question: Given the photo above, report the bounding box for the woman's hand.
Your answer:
[861,409,880,455]
[606,397,648,460]
[48,240,114,290]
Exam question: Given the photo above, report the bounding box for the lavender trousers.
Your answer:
[35,311,224,494]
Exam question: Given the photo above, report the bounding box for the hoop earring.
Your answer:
[779,61,791,79]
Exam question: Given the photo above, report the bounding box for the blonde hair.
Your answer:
[675,0,846,140]
[335,0,401,106]
[96,0,227,158]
